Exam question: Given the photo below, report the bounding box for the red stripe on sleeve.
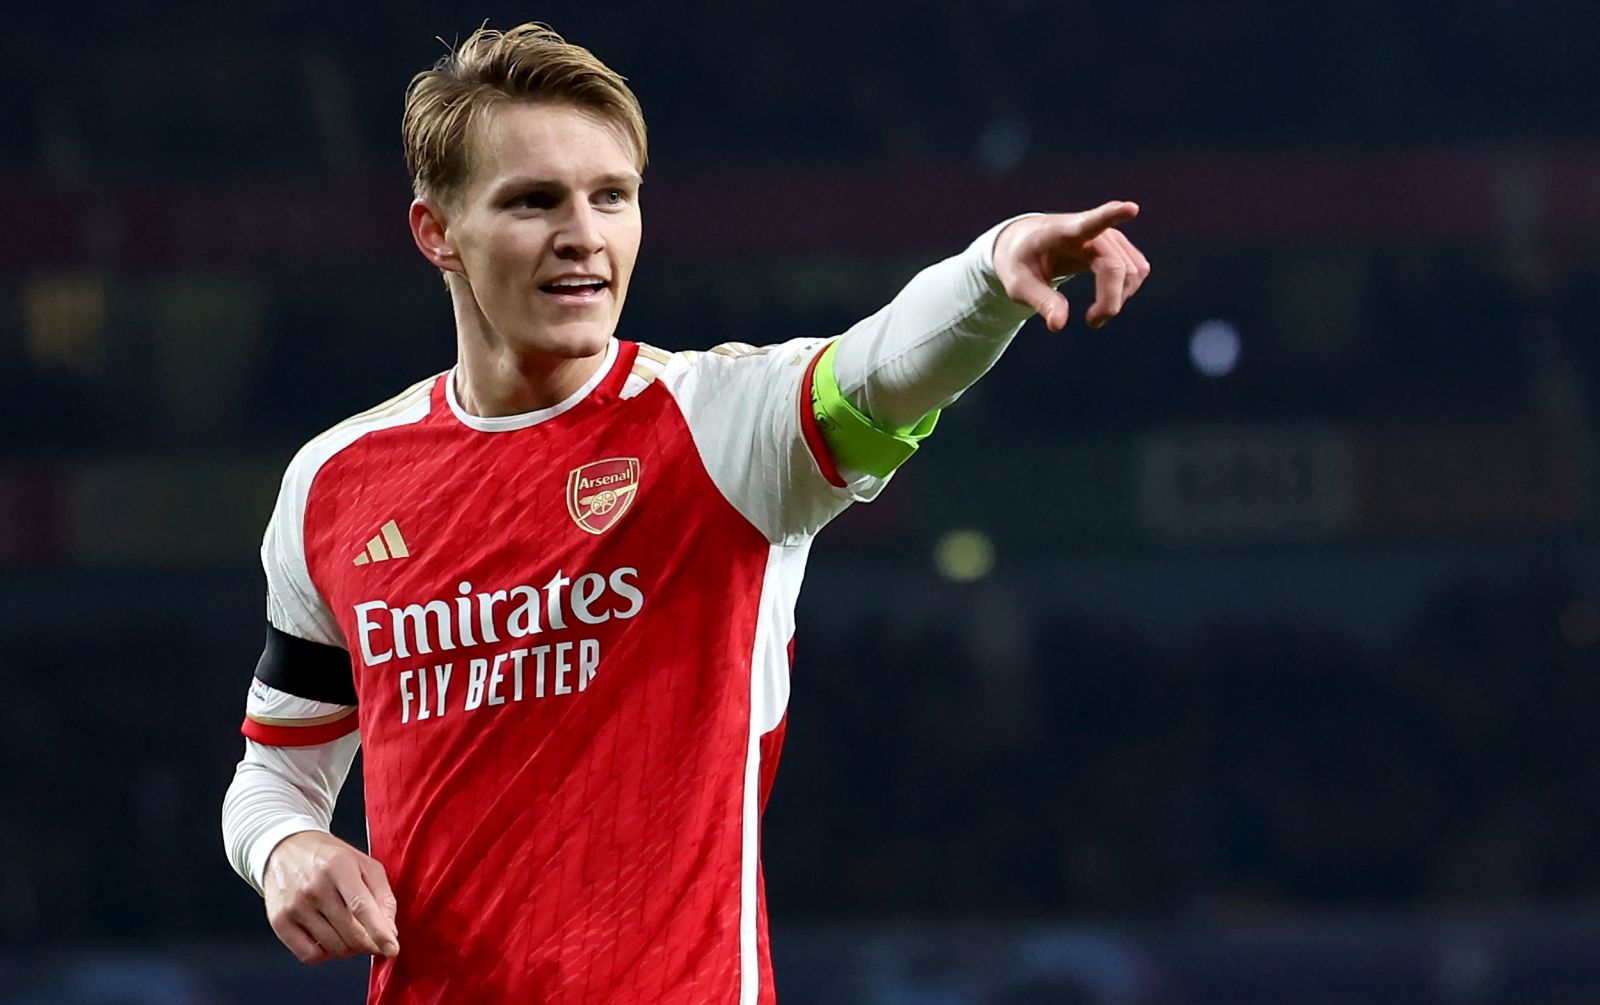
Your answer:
[798,343,847,489]
[240,714,360,747]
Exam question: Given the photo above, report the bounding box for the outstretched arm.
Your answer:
[622,202,1150,543]
[833,201,1150,430]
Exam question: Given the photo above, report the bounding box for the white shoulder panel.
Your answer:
[657,339,888,545]
[263,376,435,647]
[621,342,673,399]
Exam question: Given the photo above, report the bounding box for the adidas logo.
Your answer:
[354,520,411,566]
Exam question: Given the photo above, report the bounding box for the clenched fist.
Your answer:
[264,830,400,964]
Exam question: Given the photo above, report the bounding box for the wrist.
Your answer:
[249,820,327,894]
[984,212,1045,274]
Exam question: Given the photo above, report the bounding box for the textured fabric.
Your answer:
[809,340,939,477]
[831,217,1034,428]
[247,340,847,1005]
[223,223,1035,1004]
[221,732,362,895]
[253,624,358,705]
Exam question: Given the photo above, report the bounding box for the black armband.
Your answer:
[254,624,358,706]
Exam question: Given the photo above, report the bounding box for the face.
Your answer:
[416,102,643,361]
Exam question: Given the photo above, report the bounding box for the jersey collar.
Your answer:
[444,339,619,433]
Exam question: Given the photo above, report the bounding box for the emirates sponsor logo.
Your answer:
[352,567,644,668]
[567,457,640,534]
[353,567,647,726]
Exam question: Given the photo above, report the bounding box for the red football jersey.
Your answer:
[242,338,883,1004]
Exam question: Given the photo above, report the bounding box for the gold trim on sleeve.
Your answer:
[246,705,357,729]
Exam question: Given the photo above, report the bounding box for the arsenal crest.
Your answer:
[566,457,641,534]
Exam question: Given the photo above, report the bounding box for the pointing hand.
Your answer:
[992,201,1151,331]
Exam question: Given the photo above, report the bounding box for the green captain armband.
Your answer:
[810,341,940,478]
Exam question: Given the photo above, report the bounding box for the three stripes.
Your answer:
[353,519,410,566]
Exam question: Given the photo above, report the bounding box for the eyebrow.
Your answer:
[593,171,644,189]
[490,171,643,199]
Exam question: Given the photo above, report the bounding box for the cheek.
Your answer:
[611,232,643,287]
[483,229,548,279]
[608,216,640,268]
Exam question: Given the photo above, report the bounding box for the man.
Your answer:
[221,22,1148,1005]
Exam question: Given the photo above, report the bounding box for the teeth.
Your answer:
[549,277,604,288]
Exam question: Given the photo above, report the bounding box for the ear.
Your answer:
[409,198,464,274]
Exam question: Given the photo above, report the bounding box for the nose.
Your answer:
[555,202,605,259]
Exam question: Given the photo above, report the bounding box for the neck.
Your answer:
[450,288,610,418]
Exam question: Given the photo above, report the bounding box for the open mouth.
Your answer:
[539,279,609,302]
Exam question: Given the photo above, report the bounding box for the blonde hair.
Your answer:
[402,23,648,206]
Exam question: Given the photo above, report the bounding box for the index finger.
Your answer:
[1071,200,1140,240]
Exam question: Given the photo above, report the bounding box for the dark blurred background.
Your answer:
[4,1,1600,1002]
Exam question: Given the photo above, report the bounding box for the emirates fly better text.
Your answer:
[352,566,645,724]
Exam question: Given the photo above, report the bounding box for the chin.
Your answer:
[524,319,617,359]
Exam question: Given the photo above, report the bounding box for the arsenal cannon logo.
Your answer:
[566,457,641,535]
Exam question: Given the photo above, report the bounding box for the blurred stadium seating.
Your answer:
[3,2,1598,1001]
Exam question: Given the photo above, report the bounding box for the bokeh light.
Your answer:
[1189,318,1242,377]
[933,529,996,581]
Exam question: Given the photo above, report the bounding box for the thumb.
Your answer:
[362,859,401,948]
[1011,271,1070,331]
[1072,200,1139,240]
[375,890,401,956]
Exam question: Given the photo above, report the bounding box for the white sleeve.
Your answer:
[246,451,358,743]
[651,218,1037,544]
[655,339,860,545]
[832,216,1037,428]
[263,447,344,647]
[261,375,434,646]
[220,733,361,895]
